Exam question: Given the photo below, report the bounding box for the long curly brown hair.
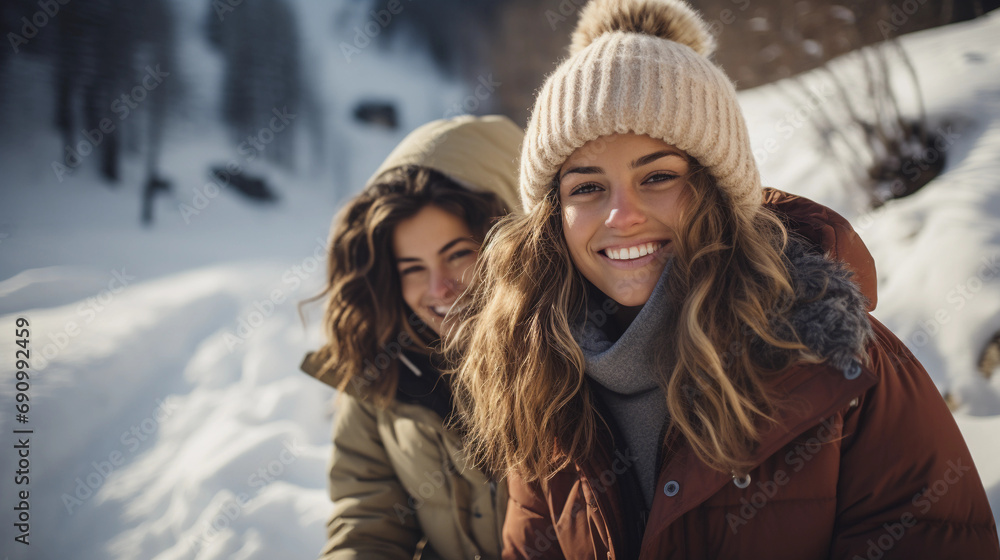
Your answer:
[447,163,821,482]
[307,166,508,406]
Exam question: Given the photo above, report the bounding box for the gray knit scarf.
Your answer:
[574,259,675,508]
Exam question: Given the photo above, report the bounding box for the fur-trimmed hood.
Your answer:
[766,234,874,375]
[761,187,878,374]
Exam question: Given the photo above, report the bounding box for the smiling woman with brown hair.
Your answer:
[446,1,999,558]
[300,115,522,560]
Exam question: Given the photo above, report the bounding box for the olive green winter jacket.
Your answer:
[302,351,507,560]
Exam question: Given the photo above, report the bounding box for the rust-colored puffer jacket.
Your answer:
[501,189,1000,560]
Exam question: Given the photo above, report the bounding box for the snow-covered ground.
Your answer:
[0,6,998,559]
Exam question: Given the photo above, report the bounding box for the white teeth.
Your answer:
[605,242,663,260]
[432,302,464,316]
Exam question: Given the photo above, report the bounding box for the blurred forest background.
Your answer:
[1,0,997,223]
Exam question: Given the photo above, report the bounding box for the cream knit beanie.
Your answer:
[519,0,761,214]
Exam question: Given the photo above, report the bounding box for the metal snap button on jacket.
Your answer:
[663,480,680,496]
[843,360,862,380]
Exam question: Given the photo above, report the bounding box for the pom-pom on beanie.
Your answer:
[519,0,761,215]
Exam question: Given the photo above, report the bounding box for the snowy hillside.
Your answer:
[742,9,1000,521]
[1,7,999,560]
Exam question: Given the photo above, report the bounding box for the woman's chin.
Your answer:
[599,274,658,308]
[609,288,654,308]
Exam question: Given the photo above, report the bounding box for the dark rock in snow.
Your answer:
[352,101,398,129]
[211,167,278,203]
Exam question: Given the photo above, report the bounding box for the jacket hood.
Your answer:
[761,188,877,373]
[366,114,524,212]
[762,187,877,311]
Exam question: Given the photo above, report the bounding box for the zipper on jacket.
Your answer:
[490,479,502,553]
[590,393,650,559]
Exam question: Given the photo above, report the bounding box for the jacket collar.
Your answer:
[299,349,455,421]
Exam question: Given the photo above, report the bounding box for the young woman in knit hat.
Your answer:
[300,115,522,560]
[447,1,999,558]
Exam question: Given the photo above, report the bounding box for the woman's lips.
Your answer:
[598,240,671,269]
[430,306,449,317]
[603,240,663,260]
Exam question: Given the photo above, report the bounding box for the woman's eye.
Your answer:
[399,265,423,276]
[448,249,476,262]
[644,172,679,184]
[569,183,602,196]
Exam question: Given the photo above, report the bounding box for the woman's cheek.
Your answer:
[399,278,420,314]
[561,207,593,261]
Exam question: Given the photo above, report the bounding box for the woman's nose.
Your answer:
[604,184,646,230]
[428,268,458,300]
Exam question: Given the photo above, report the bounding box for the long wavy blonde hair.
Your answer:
[447,163,821,482]
[306,166,507,407]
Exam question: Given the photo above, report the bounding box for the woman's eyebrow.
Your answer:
[437,236,474,255]
[629,150,685,169]
[559,150,686,182]
[395,236,474,264]
[559,166,603,180]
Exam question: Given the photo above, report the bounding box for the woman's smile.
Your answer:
[599,239,669,267]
